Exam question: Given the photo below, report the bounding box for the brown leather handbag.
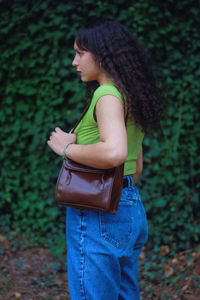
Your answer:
[54,101,124,214]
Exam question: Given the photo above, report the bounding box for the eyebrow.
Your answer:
[74,47,81,52]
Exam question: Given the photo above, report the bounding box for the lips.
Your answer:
[77,71,82,75]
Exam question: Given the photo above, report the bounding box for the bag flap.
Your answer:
[64,159,114,174]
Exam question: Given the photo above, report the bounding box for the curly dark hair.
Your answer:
[75,17,164,133]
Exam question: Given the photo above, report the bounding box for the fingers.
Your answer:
[47,127,76,144]
[49,128,61,139]
[53,127,76,135]
[47,139,51,146]
[55,127,61,132]
[48,132,55,141]
[48,130,58,142]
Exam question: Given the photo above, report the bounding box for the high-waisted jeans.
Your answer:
[66,175,148,300]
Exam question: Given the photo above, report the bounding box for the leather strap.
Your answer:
[124,100,128,125]
[70,101,91,133]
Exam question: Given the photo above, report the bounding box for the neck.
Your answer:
[97,73,114,86]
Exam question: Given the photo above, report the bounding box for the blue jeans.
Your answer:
[66,175,148,300]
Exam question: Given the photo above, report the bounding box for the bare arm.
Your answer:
[47,95,128,169]
[132,145,143,184]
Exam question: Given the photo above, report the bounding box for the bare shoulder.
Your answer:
[96,94,124,111]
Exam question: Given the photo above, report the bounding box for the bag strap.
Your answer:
[124,100,128,125]
[70,101,91,133]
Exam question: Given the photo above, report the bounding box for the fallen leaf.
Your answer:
[160,245,170,256]
[171,258,178,265]
[179,255,185,262]
[14,292,21,299]
[187,257,195,267]
[0,235,7,243]
[172,276,180,284]
[165,264,174,277]
[182,284,189,291]
[194,252,200,261]
[139,250,146,260]
[194,264,200,276]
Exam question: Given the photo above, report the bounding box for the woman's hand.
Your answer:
[47,127,76,156]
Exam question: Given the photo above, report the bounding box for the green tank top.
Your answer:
[74,83,144,175]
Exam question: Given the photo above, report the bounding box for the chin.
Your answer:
[81,78,91,83]
[80,76,87,82]
[81,75,96,82]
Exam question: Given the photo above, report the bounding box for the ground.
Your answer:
[0,233,200,300]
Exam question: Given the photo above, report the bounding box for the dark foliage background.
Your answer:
[0,0,199,252]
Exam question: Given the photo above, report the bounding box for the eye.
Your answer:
[78,51,84,56]
[73,48,85,57]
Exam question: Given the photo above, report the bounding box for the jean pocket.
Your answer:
[99,200,134,248]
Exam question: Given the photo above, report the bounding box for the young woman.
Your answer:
[47,18,162,300]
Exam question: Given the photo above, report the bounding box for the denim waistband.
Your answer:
[123,175,141,202]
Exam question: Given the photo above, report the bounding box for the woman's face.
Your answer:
[72,41,101,82]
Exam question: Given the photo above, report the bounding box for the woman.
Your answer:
[47,18,162,300]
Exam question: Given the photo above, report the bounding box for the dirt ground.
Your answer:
[0,233,200,300]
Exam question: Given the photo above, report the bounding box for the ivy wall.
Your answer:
[0,0,199,250]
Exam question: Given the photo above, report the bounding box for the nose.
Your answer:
[72,55,78,67]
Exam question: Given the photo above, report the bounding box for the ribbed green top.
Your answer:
[74,83,144,175]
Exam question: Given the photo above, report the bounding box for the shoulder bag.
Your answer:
[54,101,124,214]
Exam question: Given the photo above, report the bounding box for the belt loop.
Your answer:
[128,175,131,189]
[130,175,134,187]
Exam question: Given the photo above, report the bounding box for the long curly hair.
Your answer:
[75,17,163,133]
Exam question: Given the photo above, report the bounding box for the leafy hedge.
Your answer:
[0,0,199,250]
